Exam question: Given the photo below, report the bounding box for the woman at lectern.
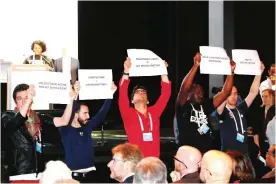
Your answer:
[23,40,55,71]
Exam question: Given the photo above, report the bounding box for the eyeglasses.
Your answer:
[173,157,187,169]
[111,157,125,163]
[266,152,275,157]
[134,89,147,94]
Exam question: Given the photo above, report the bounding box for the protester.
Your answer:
[176,52,235,153]
[59,82,117,183]
[118,57,171,157]
[2,83,77,175]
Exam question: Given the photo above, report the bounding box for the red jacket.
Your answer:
[118,78,171,157]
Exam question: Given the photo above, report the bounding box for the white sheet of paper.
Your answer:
[127,49,167,77]
[232,49,261,75]
[78,69,113,100]
[199,46,231,75]
[11,71,71,108]
[10,173,42,181]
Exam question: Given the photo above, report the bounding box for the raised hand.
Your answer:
[193,52,201,67]
[230,59,236,74]
[164,60,169,68]
[111,81,118,94]
[27,85,36,103]
[124,57,131,73]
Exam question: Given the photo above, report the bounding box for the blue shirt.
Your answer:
[59,99,111,170]
[217,101,249,154]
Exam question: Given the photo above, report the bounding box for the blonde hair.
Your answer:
[261,89,275,107]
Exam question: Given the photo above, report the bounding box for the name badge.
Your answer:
[197,124,209,135]
[36,141,42,153]
[236,133,244,143]
[143,132,153,142]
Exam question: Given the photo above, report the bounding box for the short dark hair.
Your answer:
[270,63,275,68]
[13,83,29,102]
[131,85,147,101]
[31,40,47,53]
[75,101,88,113]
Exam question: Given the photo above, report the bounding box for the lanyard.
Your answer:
[226,105,244,133]
[190,103,206,128]
[136,112,153,132]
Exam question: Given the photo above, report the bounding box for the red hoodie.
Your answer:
[118,78,171,157]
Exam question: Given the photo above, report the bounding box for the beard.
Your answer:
[78,118,87,127]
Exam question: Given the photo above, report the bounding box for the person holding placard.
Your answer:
[176,52,235,154]
[59,82,117,183]
[1,83,78,176]
[259,64,276,94]
[23,40,55,71]
[118,57,171,158]
[216,62,265,156]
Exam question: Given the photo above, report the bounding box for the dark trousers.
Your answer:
[72,170,97,183]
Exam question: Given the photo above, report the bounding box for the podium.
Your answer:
[7,64,53,110]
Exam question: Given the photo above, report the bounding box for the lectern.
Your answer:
[7,64,53,110]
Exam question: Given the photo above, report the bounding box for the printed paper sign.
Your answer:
[232,49,261,75]
[11,71,71,110]
[78,69,113,100]
[199,46,231,75]
[127,49,167,77]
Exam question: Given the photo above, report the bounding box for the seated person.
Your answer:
[24,40,55,71]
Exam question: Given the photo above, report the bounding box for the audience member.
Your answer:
[118,57,171,157]
[263,144,276,179]
[266,116,276,146]
[200,150,233,183]
[133,157,168,184]
[254,88,275,157]
[176,52,235,154]
[170,146,201,183]
[259,63,276,94]
[226,150,255,183]
[107,143,143,183]
[39,161,78,184]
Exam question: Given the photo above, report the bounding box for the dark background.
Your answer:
[77,1,275,130]
[1,1,274,130]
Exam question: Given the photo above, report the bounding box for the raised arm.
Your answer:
[153,61,171,116]
[216,100,227,115]
[54,81,80,127]
[176,53,200,106]
[213,60,235,108]
[89,82,117,129]
[118,58,133,118]
[245,62,265,107]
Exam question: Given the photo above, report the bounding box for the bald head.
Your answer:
[175,146,202,175]
[200,150,233,183]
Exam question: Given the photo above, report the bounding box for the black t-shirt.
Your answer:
[217,101,249,154]
[176,98,215,154]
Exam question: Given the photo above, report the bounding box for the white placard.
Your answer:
[78,69,113,100]
[11,71,71,109]
[199,46,231,75]
[10,173,42,181]
[232,49,261,75]
[127,49,167,77]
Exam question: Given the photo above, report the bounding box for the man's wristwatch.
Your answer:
[122,72,129,76]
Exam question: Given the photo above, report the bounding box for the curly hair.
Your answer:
[226,150,254,182]
[31,40,47,52]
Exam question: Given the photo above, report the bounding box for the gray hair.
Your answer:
[133,157,167,184]
[266,116,276,146]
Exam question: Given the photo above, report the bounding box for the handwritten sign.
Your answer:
[199,46,231,75]
[78,69,113,100]
[232,49,261,75]
[127,49,167,77]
